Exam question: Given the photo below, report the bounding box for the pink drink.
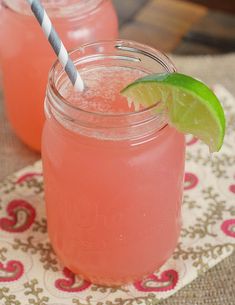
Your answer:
[0,0,118,151]
[42,41,185,285]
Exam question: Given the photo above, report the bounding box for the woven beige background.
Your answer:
[0,53,235,304]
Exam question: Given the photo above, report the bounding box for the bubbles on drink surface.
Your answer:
[59,66,147,113]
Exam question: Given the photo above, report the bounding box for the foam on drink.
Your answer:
[59,66,147,113]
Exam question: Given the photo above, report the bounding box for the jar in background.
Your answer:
[0,0,118,150]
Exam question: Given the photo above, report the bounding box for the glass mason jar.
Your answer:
[42,40,185,286]
[0,0,118,151]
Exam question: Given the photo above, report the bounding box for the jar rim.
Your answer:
[47,39,176,120]
[2,0,106,18]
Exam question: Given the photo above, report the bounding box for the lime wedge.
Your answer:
[121,73,225,152]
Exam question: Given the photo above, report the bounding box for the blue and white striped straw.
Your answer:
[27,0,84,91]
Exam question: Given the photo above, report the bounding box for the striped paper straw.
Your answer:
[27,0,84,91]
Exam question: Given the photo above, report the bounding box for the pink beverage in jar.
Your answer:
[0,0,118,151]
[42,41,185,286]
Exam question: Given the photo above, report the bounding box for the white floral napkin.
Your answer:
[0,85,235,305]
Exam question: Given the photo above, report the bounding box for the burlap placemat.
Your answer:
[0,53,235,304]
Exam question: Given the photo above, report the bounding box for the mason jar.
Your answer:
[42,40,185,286]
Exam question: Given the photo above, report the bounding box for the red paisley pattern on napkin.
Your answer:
[16,172,43,184]
[0,260,24,282]
[184,172,199,190]
[186,136,198,146]
[221,219,235,238]
[134,270,178,292]
[229,184,235,194]
[0,199,36,232]
[55,268,91,292]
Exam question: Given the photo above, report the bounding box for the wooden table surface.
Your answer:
[113,0,235,55]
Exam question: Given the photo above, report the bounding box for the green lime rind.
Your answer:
[121,72,225,152]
